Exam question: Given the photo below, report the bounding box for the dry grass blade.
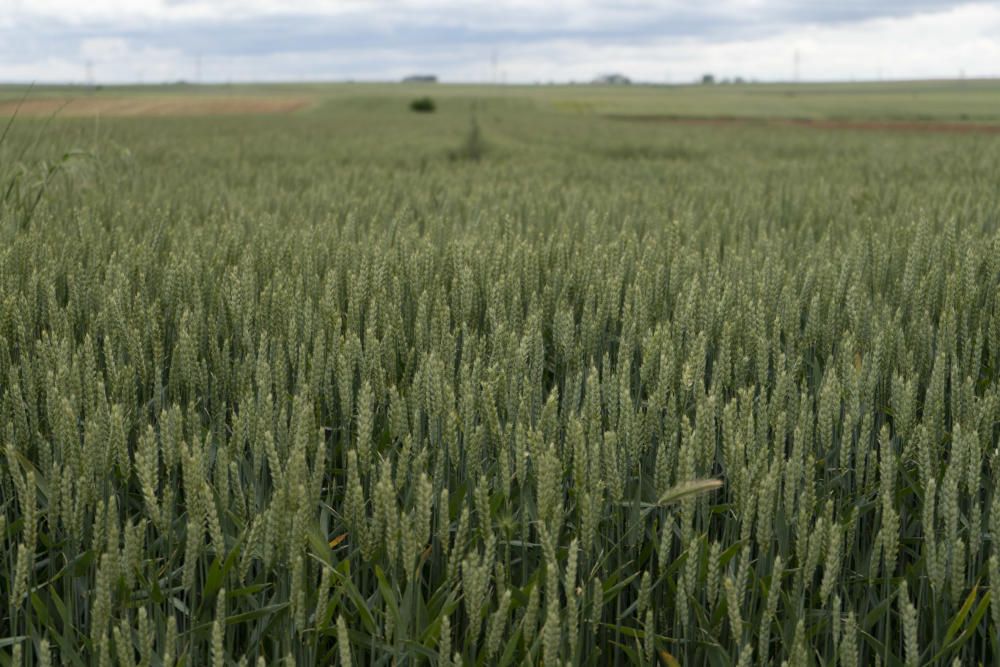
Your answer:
[656,479,724,506]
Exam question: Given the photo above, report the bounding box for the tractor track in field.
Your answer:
[605,113,1000,134]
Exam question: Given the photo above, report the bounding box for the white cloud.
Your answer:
[458,2,1000,82]
[70,37,184,82]
[79,38,132,61]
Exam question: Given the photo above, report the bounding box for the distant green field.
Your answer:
[4,78,1000,122]
[2,81,1000,666]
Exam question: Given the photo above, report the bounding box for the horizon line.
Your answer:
[0,76,997,88]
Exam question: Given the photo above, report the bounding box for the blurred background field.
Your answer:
[3,81,999,238]
[7,79,1000,121]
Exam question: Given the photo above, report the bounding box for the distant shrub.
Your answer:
[410,97,436,113]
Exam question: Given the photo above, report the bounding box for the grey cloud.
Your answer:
[0,9,745,65]
[765,0,973,24]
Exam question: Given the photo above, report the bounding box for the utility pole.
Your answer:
[85,60,95,88]
[491,48,498,84]
[793,49,800,82]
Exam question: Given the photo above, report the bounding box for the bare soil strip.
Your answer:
[605,114,1000,134]
[0,96,312,118]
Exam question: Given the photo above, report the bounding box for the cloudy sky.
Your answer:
[1,1,998,84]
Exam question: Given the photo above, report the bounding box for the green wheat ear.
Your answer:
[656,478,723,506]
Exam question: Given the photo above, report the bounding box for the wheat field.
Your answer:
[2,83,1000,665]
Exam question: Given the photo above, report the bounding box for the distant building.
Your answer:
[403,74,438,83]
[592,73,631,85]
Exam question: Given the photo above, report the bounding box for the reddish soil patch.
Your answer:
[0,96,312,118]
[605,114,1000,134]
